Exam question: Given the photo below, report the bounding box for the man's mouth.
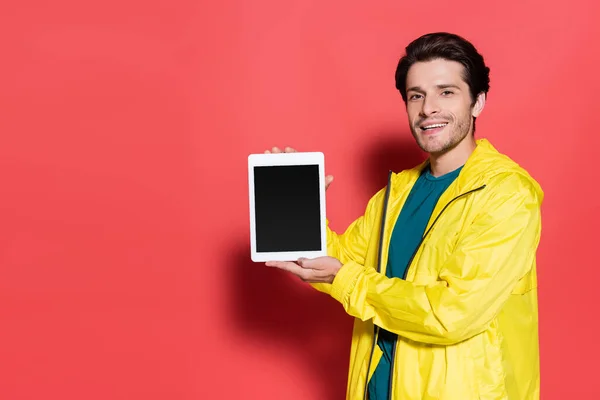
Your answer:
[420,122,448,131]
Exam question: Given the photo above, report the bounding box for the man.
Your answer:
[266,32,542,400]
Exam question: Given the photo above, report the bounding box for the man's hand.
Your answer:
[266,256,343,284]
[265,146,334,190]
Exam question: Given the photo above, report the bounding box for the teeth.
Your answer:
[422,123,447,130]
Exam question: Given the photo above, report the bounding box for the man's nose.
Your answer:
[420,96,440,117]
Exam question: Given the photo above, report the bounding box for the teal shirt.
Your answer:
[367,165,463,400]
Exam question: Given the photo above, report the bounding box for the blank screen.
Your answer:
[254,165,322,252]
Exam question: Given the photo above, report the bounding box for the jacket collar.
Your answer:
[392,138,513,192]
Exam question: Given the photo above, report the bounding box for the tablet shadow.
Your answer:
[226,244,352,400]
[227,134,425,398]
[360,133,426,195]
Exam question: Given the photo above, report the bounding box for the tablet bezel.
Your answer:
[248,151,327,262]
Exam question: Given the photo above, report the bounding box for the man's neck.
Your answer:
[428,136,477,177]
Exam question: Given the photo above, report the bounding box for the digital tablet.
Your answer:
[248,152,327,262]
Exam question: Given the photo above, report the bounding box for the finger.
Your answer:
[267,261,313,281]
[264,150,271,154]
[284,147,297,153]
[325,175,334,189]
[296,258,333,280]
[310,267,331,279]
[266,261,302,274]
[271,147,282,153]
[296,257,323,271]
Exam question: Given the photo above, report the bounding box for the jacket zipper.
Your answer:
[385,184,487,399]
[362,170,394,400]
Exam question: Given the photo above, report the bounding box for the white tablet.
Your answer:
[248,152,327,262]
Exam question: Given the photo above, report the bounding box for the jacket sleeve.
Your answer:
[310,186,387,295]
[328,175,542,345]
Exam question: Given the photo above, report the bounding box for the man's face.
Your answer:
[405,59,484,155]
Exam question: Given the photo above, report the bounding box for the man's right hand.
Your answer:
[265,146,334,190]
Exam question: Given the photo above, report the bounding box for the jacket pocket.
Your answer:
[468,328,509,400]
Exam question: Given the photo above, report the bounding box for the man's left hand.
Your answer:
[266,256,343,284]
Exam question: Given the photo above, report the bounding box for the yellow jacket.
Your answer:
[313,139,543,399]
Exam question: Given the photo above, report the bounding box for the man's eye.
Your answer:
[409,94,422,100]
[441,91,454,96]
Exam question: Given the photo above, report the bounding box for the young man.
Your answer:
[266,32,542,400]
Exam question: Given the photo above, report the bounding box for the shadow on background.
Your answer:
[227,244,352,399]
[360,132,426,195]
[227,133,425,399]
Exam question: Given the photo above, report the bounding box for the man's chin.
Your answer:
[416,138,446,154]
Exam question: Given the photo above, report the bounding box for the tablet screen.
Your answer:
[253,165,322,252]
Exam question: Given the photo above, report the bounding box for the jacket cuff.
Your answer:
[309,282,332,295]
[330,260,366,305]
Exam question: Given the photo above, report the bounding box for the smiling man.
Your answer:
[266,32,542,400]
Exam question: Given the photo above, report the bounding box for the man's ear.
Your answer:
[471,92,486,118]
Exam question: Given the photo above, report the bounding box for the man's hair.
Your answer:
[395,32,490,105]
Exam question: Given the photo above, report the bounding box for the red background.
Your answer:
[1,1,598,399]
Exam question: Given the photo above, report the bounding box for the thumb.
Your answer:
[325,175,334,190]
[297,257,312,269]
